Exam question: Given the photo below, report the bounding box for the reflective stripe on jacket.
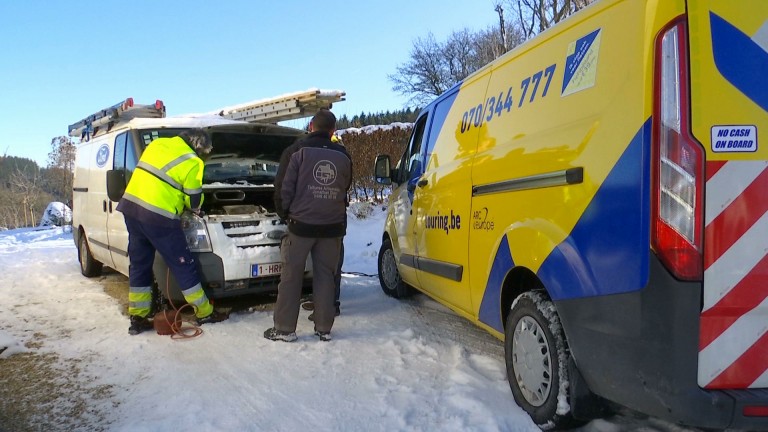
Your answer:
[120,136,204,220]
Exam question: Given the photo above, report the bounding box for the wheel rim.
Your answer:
[79,237,88,271]
[512,315,553,407]
[381,248,400,289]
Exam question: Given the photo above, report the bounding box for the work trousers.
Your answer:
[124,216,213,318]
[333,241,344,306]
[274,233,341,333]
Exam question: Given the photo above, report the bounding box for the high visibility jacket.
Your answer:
[119,136,204,220]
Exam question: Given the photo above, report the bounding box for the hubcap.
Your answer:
[79,238,87,270]
[381,248,400,289]
[512,316,552,407]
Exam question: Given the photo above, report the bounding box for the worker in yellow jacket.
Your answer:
[116,129,227,335]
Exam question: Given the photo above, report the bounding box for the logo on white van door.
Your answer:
[711,125,757,152]
[95,144,110,168]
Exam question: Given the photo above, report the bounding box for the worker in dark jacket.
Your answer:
[264,109,352,342]
[302,133,346,320]
[116,129,227,335]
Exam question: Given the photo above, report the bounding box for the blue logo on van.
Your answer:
[95,144,110,168]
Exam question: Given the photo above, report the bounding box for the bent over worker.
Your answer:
[116,129,227,335]
[264,109,352,342]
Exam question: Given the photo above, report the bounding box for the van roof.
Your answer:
[123,114,251,129]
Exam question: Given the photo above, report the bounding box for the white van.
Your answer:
[71,99,311,304]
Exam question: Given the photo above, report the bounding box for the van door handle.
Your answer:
[102,200,107,212]
[417,179,428,188]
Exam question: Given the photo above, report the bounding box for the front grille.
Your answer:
[222,221,261,229]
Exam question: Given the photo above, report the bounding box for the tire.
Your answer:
[377,237,411,298]
[505,291,575,430]
[78,231,103,277]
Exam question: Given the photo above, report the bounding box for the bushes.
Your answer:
[340,123,411,203]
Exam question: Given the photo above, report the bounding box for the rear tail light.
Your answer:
[651,19,704,281]
[744,405,768,417]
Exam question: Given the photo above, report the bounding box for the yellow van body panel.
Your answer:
[690,0,768,161]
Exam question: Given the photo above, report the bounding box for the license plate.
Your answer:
[252,262,282,277]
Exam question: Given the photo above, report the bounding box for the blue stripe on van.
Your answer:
[478,234,513,333]
[537,120,652,301]
[424,85,462,156]
[711,12,768,112]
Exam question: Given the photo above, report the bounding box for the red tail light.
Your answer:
[744,405,768,417]
[651,18,704,281]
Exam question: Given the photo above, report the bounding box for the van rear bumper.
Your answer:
[555,254,768,430]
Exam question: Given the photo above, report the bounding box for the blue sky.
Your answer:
[0,1,499,166]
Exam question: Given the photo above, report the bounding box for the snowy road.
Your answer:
[0,221,704,432]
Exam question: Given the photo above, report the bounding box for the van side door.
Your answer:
[76,137,114,268]
[106,131,138,275]
[388,114,430,289]
[411,89,473,311]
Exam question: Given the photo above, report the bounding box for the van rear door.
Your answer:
[687,0,768,389]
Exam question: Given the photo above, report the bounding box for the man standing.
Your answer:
[116,129,227,335]
[303,134,346,320]
[265,109,352,342]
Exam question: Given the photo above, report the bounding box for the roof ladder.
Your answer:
[68,98,165,141]
[215,88,345,124]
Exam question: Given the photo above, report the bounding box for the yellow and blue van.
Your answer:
[374,0,768,429]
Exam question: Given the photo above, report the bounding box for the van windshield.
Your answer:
[203,156,279,185]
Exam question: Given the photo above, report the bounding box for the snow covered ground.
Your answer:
[0,204,699,431]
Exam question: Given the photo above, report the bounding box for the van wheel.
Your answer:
[378,238,411,298]
[505,291,575,430]
[78,232,103,277]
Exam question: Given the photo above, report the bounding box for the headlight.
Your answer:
[181,211,212,252]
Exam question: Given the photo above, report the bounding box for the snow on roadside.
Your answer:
[0,209,539,432]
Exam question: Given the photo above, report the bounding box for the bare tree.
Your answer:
[46,136,76,204]
[389,33,450,107]
[9,167,44,227]
[508,0,595,39]
[495,3,508,52]
[390,3,529,107]
[389,26,523,106]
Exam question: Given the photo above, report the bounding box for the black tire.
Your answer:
[377,237,412,298]
[78,231,103,277]
[505,291,575,430]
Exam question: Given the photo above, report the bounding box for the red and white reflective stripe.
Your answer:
[698,160,768,389]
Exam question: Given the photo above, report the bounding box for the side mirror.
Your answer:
[106,169,127,202]
[374,154,392,185]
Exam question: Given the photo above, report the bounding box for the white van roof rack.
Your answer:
[215,88,345,124]
[68,88,345,140]
[68,98,165,140]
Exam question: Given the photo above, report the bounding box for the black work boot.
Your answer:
[263,327,298,342]
[314,329,332,342]
[128,315,153,336]
[196,310,229,326]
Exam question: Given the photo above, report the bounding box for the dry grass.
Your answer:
[0,335,116,431]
